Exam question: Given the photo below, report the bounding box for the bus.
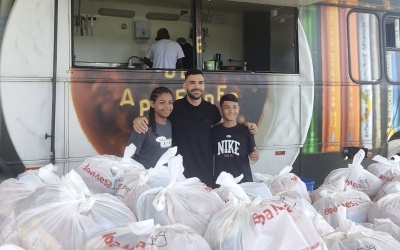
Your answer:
[0,0,399,187]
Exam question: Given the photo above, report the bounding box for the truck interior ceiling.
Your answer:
[72,0,298,73]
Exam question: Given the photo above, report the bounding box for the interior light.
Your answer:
[146,12,180,21]
[98,8,135,18]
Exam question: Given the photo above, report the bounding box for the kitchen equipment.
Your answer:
[204,60,215,70]
[215,53,222,70]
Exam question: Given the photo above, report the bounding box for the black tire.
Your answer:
[387,139,400,161]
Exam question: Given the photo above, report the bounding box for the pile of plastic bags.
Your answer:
[204,172,327,250]
[5,145,400,249]
[323,207,400,250]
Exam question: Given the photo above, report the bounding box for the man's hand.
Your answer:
[133,116,149,134]
[250,147,259,164]
[245,122,258,135]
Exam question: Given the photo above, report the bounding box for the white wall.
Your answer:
[74,0,242,64]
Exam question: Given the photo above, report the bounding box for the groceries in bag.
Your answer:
[254,166,310,202]
[135,155,224,236]
[312,185,373,228]
[359,218,400,243]
[323,207,400,250]
[311,177,348,203]
[373,176,400,202]
[277,191,334,237]
[204,172,326,250]
[116,147,185,211]
[0,164,61,220]
[76,144,145,194]
[0,164,61,245]
[86,219,211,250]
[17,170,136,250]
[367,155,400,184]
[368,193,400,227]
[0,245,25,250]
[214,174,272,203]
[324,150,383,197]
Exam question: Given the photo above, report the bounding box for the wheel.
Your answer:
[387,139,400,161]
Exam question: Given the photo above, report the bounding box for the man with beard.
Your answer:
[133,69,258,187]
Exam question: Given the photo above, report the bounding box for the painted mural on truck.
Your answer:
[70,71,268,155]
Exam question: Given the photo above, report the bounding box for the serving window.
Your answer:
[72,0,195,70]
[72,0,299,73]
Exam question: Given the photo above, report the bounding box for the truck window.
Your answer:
[347,11,381,83]
[202,0,298,73]
[384,16,400,84]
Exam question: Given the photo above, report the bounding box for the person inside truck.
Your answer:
[176,37,194,69]
[132,69,258,188]
[143,28,185,69]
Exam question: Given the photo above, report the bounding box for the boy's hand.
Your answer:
[133,116,149,134]
[250,147,259,164]
[245,122,258,135]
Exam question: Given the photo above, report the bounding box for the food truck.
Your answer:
[0,0,399,186]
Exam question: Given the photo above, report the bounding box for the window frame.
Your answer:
[347,9,383,85]
[383,12,400,85]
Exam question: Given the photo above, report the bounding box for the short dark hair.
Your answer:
[220,94,238,106]
[185,69,204,79]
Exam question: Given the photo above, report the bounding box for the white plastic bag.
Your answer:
[254,166,310,202]
[76,144,145,194]
[17,170,137,250]
[204,172,326,250]
[368,193,400,227]
[277,191,334,237]
[367,155,400,184]
[0,164,61,219]
[214,174,272,203]
[312,186,373,228]
[373,177,400,202]
[0,164,61,245]
[115,147,185,211]
[324,150,383,197]
[311,177,348,203]
[323,207,400,250]
[0,246,25,250]
[135,155,224,236]
[359,218,400,243]
[86,219,211,250]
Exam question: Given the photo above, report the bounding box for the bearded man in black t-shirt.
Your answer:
[132,69,258,188]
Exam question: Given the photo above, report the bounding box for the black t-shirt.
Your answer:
[181,43,194,69]
[211,123,255,186]
[168,96,221,187]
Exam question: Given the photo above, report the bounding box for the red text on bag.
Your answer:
[83,164,112,189]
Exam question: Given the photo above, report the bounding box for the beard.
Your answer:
[187,89,203,100]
